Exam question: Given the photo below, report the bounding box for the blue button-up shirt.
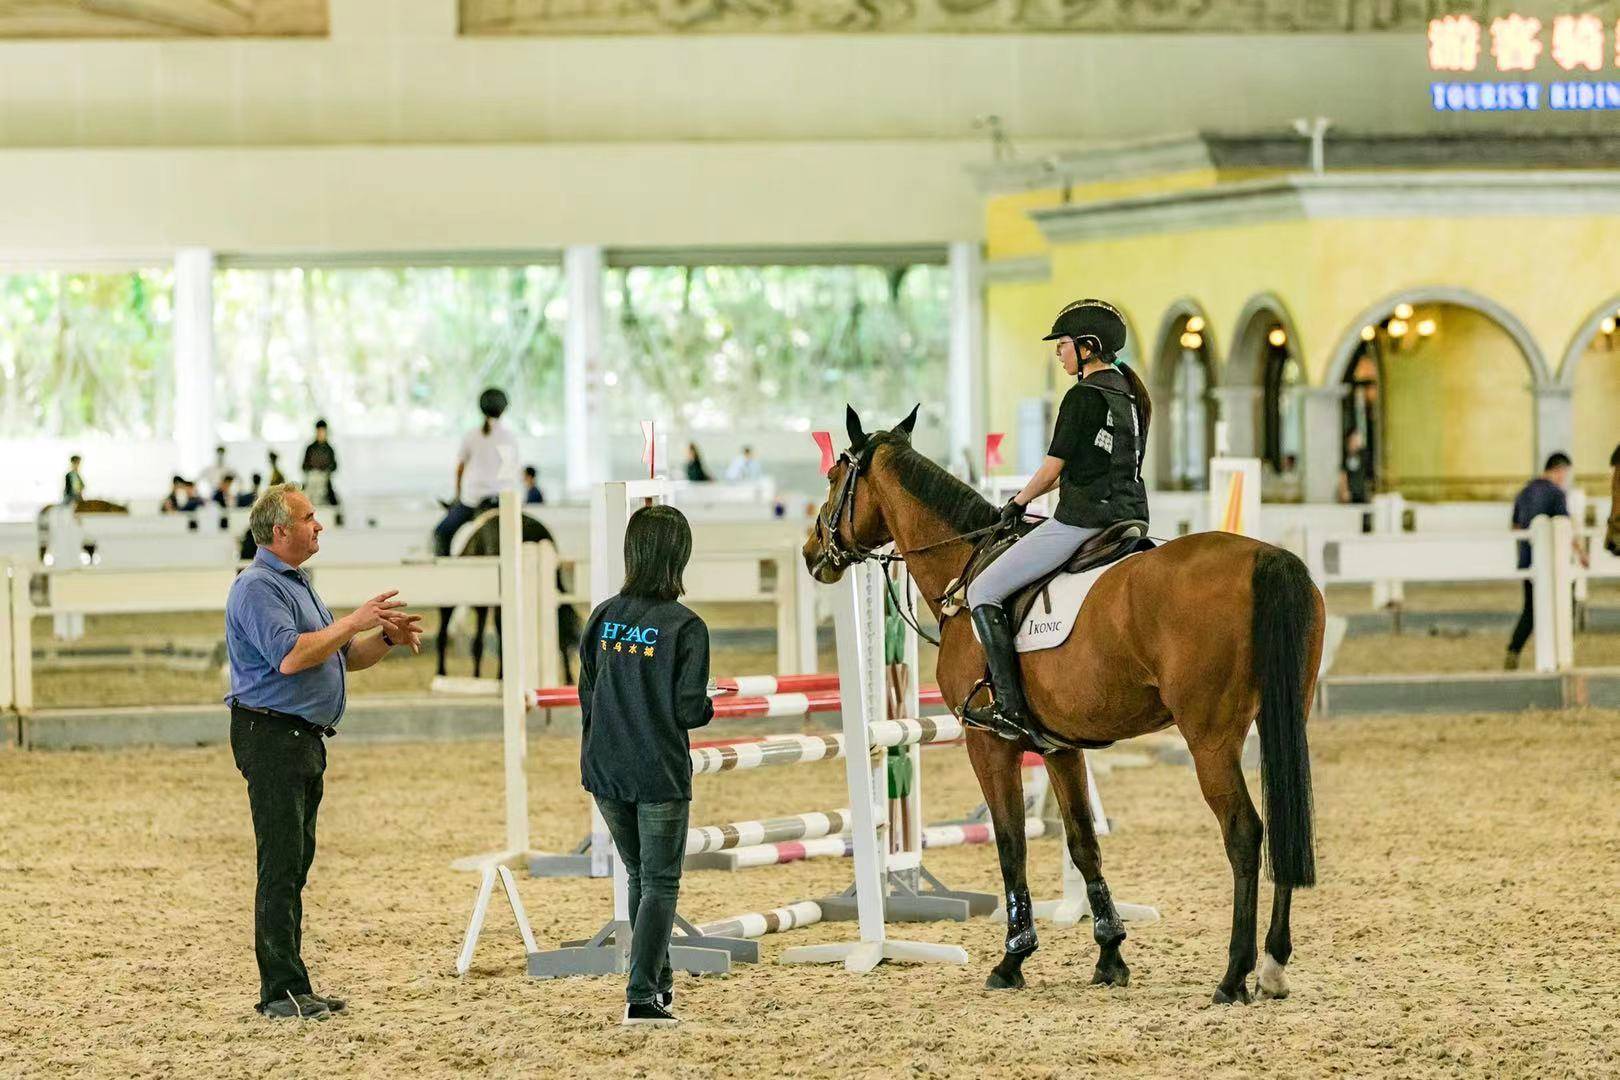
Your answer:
[224,547,347,727]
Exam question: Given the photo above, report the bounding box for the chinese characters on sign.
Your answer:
[1429,11,1620,110]
[1429,12,1618,72]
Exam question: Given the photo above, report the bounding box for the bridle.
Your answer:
[810,450,883,577]
[810,445,1003,646]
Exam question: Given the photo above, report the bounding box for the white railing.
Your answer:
[0,528,820,716]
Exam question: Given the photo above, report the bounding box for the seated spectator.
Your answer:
[212,473,239,508]
[684,443,711,483]
[160,476,188,514]
[240,473,263,508]
[724,445,764,483]
[524,466,545,505]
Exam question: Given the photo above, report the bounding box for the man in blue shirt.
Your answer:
[1505,453,1579,669]
[225,484,422,1020]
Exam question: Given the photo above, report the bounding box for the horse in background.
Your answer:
[435,509,582,684]
[36,499,129,564]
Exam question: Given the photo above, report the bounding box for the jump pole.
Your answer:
[453,478,546,975]
[812,562,994,924]
[780,561,968,972]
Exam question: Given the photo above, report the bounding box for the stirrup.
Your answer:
[960,679,1029,743]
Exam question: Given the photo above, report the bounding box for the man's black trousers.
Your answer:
[230,709,326,1010]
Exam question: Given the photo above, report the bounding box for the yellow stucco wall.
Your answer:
[1379,306,1534,498]
[983,174,1620,495]
[1572,336,1620,486]
[984,277,1060,461]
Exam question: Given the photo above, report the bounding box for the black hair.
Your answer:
[69,454,81,464]
[479,388,509,433]
[171,475,185,486]
[215,445,226,455]
[524,465,537,479]
[1545,452,1573,472]
[251,472,263,485]
[314,419,327,429]
[222,472,236,484]
[622,504,692,602]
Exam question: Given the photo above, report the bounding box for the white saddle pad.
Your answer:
[973,552,1140,654]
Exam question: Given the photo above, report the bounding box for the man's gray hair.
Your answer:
[250,483,304,545]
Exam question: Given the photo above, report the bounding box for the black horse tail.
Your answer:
[1250,546,1318,888]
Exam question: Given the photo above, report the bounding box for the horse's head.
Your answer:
[803,404,919,583]
[1606,444,1620,556]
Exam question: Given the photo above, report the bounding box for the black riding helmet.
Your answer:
[1043,299,1128,361]
[478,387,509,419]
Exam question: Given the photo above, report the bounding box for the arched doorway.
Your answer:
[1558,298,1620,490]
[1153,301,1217,491]
[1324,290,1548,501]
[1228,295,1304,495]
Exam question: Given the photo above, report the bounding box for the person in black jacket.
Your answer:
[577,504,712,1026]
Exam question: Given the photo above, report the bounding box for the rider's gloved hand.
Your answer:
[999,497,1024,529]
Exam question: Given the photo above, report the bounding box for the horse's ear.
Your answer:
[846,405,868,453]
[895,404,920,439]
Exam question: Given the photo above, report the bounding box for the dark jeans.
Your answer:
[432,498,497,557]
[230,709,326,1009]
[594,796,688,1004]
[1509,580,1535,655]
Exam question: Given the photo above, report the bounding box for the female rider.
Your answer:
[962,299,1152,743]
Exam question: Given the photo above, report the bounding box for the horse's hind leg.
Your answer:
[965,731,1035,990]
[1043,749,1130,988]
[471,606,489,679]
[1259,883,1293,999]
[1191,741,1262,1005]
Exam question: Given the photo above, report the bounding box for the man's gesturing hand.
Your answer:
[380,611,424,653]
[347,590,406,633]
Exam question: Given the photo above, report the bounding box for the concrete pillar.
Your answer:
[563,245,606,496]
[1534,384,1574,472]
[947,242,985,477]
[172,248,216,478]
[1210,385,1263,459]
[1301,385,1348,503]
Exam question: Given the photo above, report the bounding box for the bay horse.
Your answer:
[803,407,1322,1004]
[436,509,582,683]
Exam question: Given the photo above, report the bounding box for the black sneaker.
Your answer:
[656,990,673,1009]
[260,993,331,1020]
[622,1000,679,1026]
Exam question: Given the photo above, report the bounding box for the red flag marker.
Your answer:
[985,432,1005,473]
[811,431,835,475]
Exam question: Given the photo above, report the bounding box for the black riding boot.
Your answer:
[962,604,1030,742]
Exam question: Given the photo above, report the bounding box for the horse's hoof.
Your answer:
[1091,962,1130,988]
[1257,953,1290,1000]
[985,968,1026,991]
[1211,983,1251,1006]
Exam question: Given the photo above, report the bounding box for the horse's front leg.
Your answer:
[966,730,1035,990]
[436,606,453,677]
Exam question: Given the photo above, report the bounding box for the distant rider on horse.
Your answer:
[962,299,1152,743]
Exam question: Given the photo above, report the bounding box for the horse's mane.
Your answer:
[867,433,998,535]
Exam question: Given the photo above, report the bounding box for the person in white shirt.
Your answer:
[432,388,520,556]
[723,445,764,483]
